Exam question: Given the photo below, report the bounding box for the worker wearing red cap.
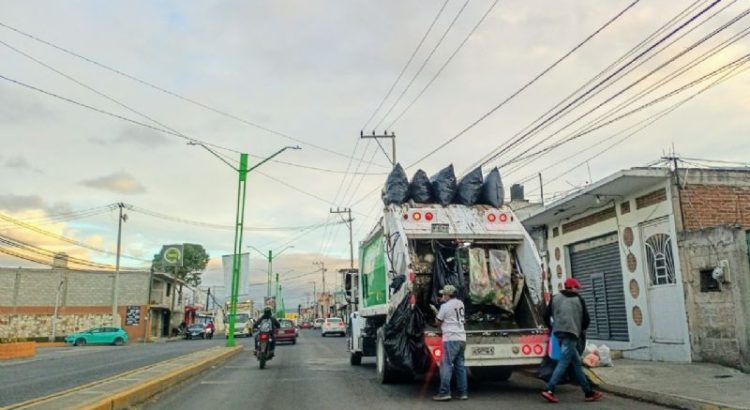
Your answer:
[541,277,604,403]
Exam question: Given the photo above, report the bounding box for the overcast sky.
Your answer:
[1,0,748,306]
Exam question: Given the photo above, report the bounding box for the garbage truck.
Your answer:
[347,201,549,383]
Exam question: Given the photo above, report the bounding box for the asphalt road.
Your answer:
[142,330,668,410]
[0,337,242,407]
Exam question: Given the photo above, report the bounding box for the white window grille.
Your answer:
[645,233,675,286]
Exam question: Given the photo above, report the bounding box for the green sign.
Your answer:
[161,245,183,267]
[361,232,386,308]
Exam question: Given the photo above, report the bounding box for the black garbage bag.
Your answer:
[430,165,458,206]
[390,274,406,295]
[383,295,426,374]
[408,169,433,203]
[453,167,484,205]
[383,163,409,205]
[429,242,468,306]
[479,167,505,208]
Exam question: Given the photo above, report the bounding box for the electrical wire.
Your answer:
[0,20,381,164]
[372,0,471,130]
[405,0,642,169]
[0,211,151,262]
[386,0,502,129]
[360,0,451,132]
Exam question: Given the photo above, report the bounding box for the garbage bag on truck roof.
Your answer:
[430,165,458,206]
[453,167,484,205]
[383,163,409,205]
[479,167,505,208]
[383,295,426,374]
[408,169,433,203]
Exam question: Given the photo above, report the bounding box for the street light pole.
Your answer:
[248,245,294,298]
[112,202,126,327]
[189,142,300,348]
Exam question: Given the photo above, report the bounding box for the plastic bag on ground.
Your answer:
[383,163,409,205]
[453,167,483,205]
[583,352,600,368]
[408,169,433,203]
[430,165,458,206]
[583,343,599,358]
[383,295,426,373]
[489,249,513,312]
[479,167,505,208]
[468,248,493,304]
[598,344,613,367]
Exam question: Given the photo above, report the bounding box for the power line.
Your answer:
[405,0,640,169]
[360,0,451,132]
[0,211,151,262]
[0,20,381,164]
[372,0,471,130]
[472,0,724,171]
[386,0,502,129]
[503,14,750,175]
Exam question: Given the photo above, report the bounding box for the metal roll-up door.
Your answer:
[570,234,629,342]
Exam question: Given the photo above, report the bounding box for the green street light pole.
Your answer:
[189,142,300,348]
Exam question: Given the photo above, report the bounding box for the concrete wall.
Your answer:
[0,268,149,307]
[678,226,750,372]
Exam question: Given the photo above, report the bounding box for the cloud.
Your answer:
[81,172,147,194]
[0,194,46,212]
[0,85,54,123]
[90,126,172,147]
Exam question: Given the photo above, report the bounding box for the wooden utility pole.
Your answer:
[330,207,354,269]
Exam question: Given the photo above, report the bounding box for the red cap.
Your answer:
[564,278,582,289]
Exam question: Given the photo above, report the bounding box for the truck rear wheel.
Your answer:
[376,327,398,384]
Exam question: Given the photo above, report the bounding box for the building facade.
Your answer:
[523,167,750,370]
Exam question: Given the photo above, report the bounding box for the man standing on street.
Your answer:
[542,277,604,403]
[431,284,468,402]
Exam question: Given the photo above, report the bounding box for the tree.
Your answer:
[152,243,210,287]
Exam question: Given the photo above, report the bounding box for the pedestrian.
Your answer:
[430,284,468,402]
[205,320,215,340]
[541,277,604,403]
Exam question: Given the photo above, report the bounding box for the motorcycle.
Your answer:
[254,321,274,369]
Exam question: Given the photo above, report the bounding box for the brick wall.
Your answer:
[677,168,750,231]
[678,226,750,371]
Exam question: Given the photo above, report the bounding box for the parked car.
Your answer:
[321,317,345,337]
[313,318,325,329]
[276,319,298,344]
[299,321,314,329]
[185,324,206,340]
[65,327,128,346]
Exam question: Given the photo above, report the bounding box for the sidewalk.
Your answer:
[586,359,750,410]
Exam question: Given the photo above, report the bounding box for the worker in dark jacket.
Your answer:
[541,277,603,403]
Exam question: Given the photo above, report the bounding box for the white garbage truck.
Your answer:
[347,202,549,383]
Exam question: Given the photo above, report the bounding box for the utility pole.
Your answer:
[267,250,273,298]
[330,207,354,269]
[360,130,396,165]
[313,261,327,317]
[539,173,545,207]
[111,202,127,327]
[50,270,64,342]
[248,245,293,299]
[663,150,686,229]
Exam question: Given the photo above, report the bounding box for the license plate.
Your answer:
[431,223,449,233]
[471,346,495,356]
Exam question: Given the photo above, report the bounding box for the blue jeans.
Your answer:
[439,341,467,396]
[546,335,592,394]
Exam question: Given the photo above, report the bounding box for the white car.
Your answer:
[321,317,346,337]
[313,318,325,329]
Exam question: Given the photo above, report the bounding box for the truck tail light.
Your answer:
[522,345,532,355]
[425,212,434,221]
[533,344,544,355]
[487,214,497,222]
[499,213,508,222]
[412,212,422,221]
[432,347,443,362]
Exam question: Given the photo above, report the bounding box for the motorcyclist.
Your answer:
[254,307,280,355]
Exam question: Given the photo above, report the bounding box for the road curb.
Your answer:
[583,369,745,410]
[79,346,243,410]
